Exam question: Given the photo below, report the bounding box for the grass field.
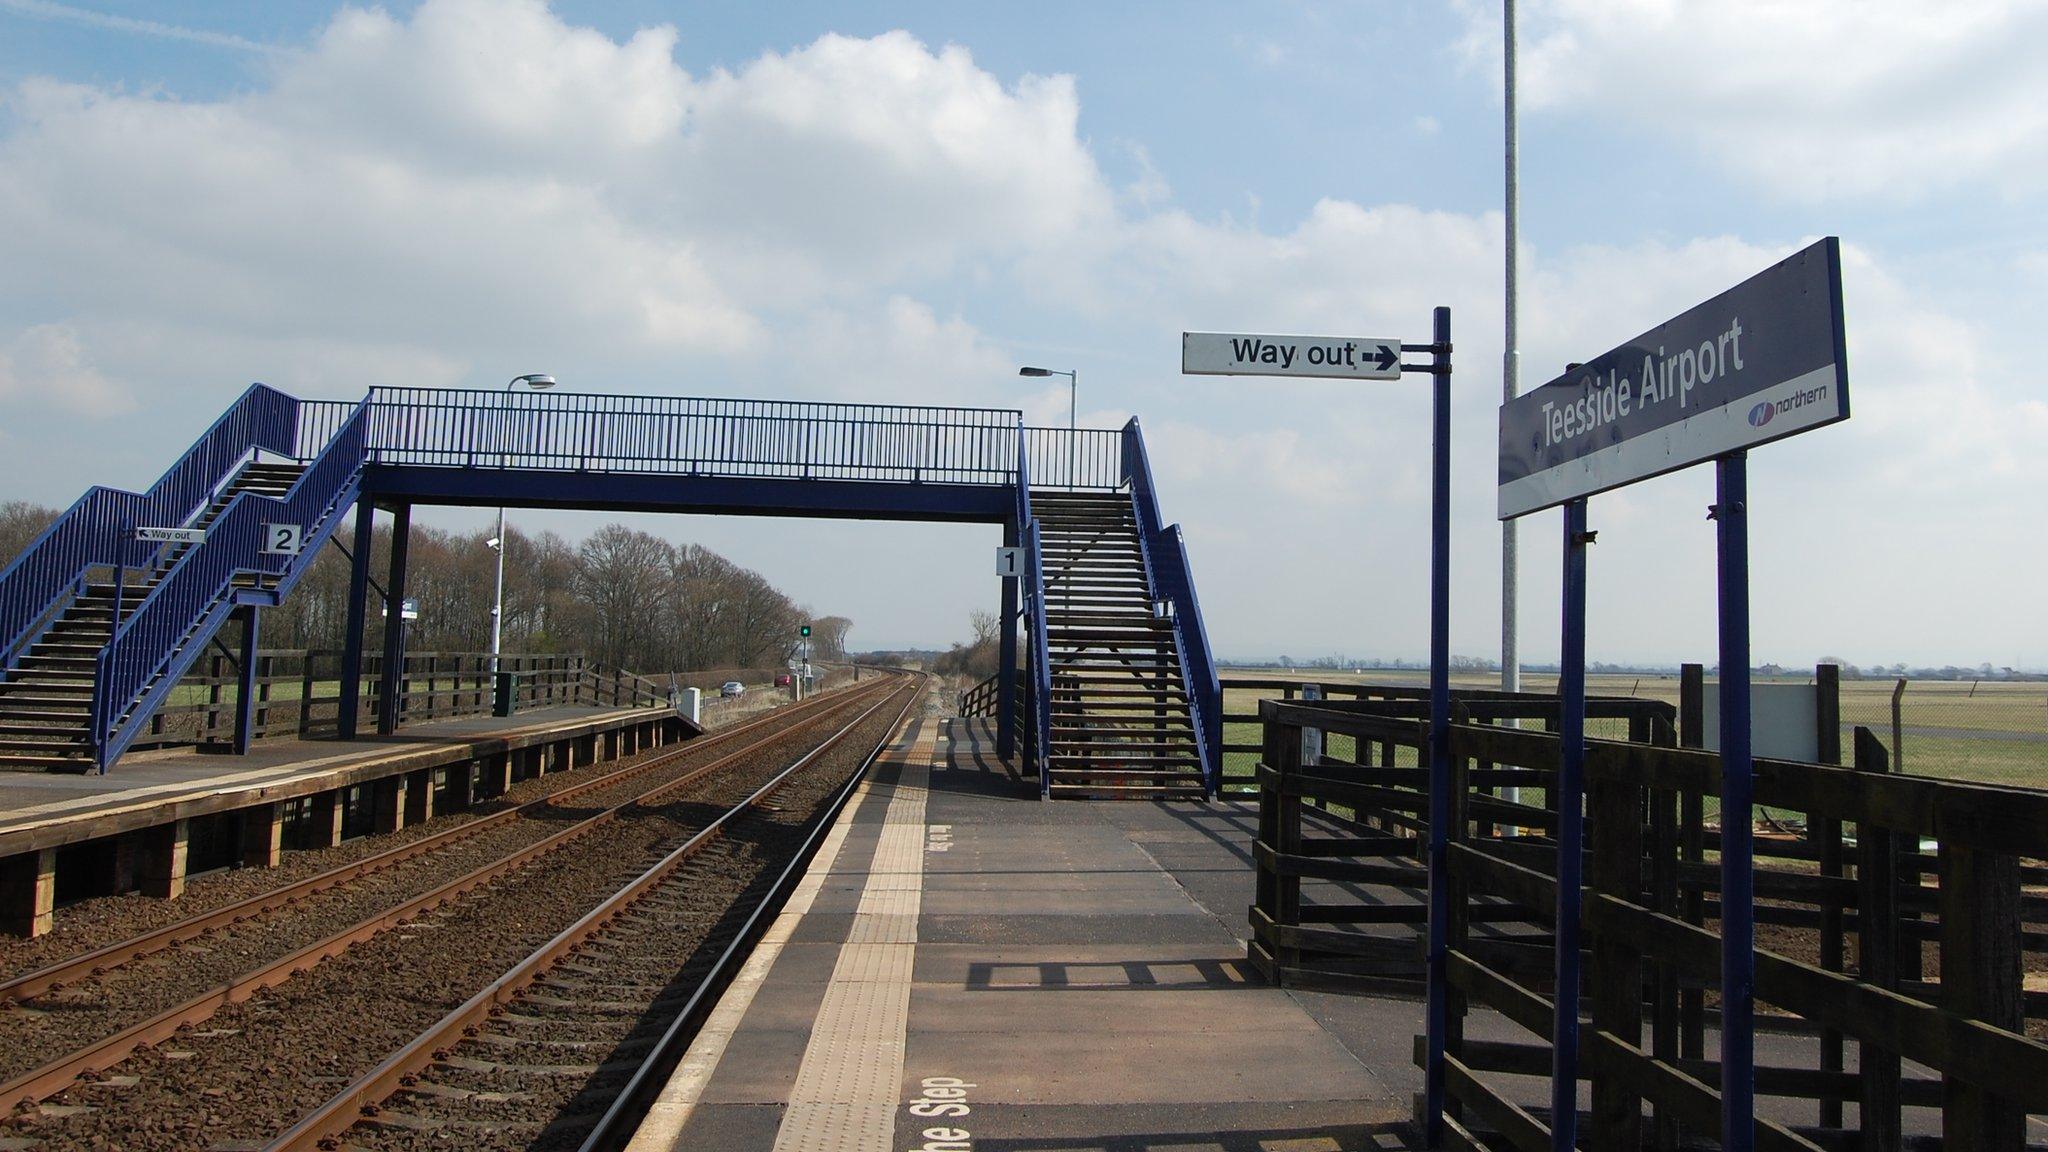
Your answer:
[1218,668,2048,792]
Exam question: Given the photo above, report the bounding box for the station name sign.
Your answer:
[1183,331,1402,381]
[1497,237,1849,520]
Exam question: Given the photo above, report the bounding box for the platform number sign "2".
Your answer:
[262,523,305,556]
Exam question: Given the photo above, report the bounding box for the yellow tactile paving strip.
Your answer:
[769,725,938,1152]
[625,718,941,1152]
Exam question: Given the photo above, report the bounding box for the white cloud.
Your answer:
[0,1,2038,662]
[0,323,131,415]
[1459,0,2048,200]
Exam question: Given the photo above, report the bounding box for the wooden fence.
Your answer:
[132,650,669,749]
[1253,693,2048,1151]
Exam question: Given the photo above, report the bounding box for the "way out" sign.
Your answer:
[1182,331,1402,381]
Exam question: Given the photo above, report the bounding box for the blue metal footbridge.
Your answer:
[0,385,1218,798]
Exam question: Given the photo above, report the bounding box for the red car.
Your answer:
[774,673,794,687]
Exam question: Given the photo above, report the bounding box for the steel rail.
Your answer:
[574,676,925,1151]
[0,680,868,1006]
[0,677,902,1113]
[266,676,923,1152]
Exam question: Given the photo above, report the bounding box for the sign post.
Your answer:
[1495,238,1848,1152]
[1184,312,1455,1144]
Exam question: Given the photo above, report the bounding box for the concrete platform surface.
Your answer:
[627,718,1425,1152]
[0,705,662,847]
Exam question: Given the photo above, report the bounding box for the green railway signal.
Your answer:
[799,624,811,637]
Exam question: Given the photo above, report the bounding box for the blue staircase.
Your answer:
[0,386,1219,791]
[1016,418,1220,800]
[0,390,368,771]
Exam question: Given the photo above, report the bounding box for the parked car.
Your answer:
[774,673,793,687]
[720,680,745,698]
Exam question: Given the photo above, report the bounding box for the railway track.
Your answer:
[0,673,914,1147]
[275,675,922,1152]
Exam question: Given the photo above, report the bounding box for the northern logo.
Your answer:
[1747,401,1775,428]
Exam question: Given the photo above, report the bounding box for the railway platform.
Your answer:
[626,716,1423,1152]
[0,703,687,936]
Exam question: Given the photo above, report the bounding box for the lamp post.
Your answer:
[490,373,556,675]
[1018,366,1076,486]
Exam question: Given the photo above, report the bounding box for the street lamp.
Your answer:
[1018,366,1076,486]
[490,373,556,675]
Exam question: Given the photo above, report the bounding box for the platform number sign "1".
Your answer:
[261,523,305,556]
[995,546,1022,578]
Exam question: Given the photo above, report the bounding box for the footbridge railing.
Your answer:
[351,389,1040,485]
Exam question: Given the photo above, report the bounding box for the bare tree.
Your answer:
[0,502,60,570]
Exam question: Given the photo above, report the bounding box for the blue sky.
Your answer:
[1,0,2043,667]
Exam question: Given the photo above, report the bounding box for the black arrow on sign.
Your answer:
[1371,343,1398,372]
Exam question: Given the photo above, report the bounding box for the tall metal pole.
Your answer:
[1422,306,1453,1144]
[1551,497,1589,1150]
[1068,370,1077,487]
[1715,452,1756,1152]
[1501,0,1526,824]
[1502,0,1521,694]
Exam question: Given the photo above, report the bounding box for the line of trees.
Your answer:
[0,502,849,675]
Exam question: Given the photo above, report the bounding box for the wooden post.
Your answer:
[1444,740,1470,1120]
[1678,662,1706,1064]
[1589,742,1644,1149]
[1938,840,2024,1150]
[1255,713,1302,978]
[240,802,283,869]
[138,818,190,899]
[1854,726,1902,1152]
[0,849,58,937]
[1812,663,1846,1128]
[486,752,512,797]
[310,790,345,848]
[372,774,408,835]
[300,651,317,737]
[405,768,434,825]
[1647,715,1682,1151]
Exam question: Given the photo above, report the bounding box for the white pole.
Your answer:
[490,504,507,675]
[1502,0,1525,826]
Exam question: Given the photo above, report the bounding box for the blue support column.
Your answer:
[997,519,1019,762]
[232,605,261,755]
[336,499,374,740]
[1423,305,1454,1143]
[1551,498,1590,1148]
[1715,452,1756,1152]
[376,504,411,736]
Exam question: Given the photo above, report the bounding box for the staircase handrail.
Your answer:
[1120,417,1221,797]
[1015,422,1052,795]
[1028,518,1053,799]
[0,383,298,670]
[94,401,371,769]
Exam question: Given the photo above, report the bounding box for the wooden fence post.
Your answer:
[1853,726,1903,1152]
[1255,713,1303,978]
[1938,839,2024,1150]
[300,652,317,737]
[1589,737,1645,1149]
